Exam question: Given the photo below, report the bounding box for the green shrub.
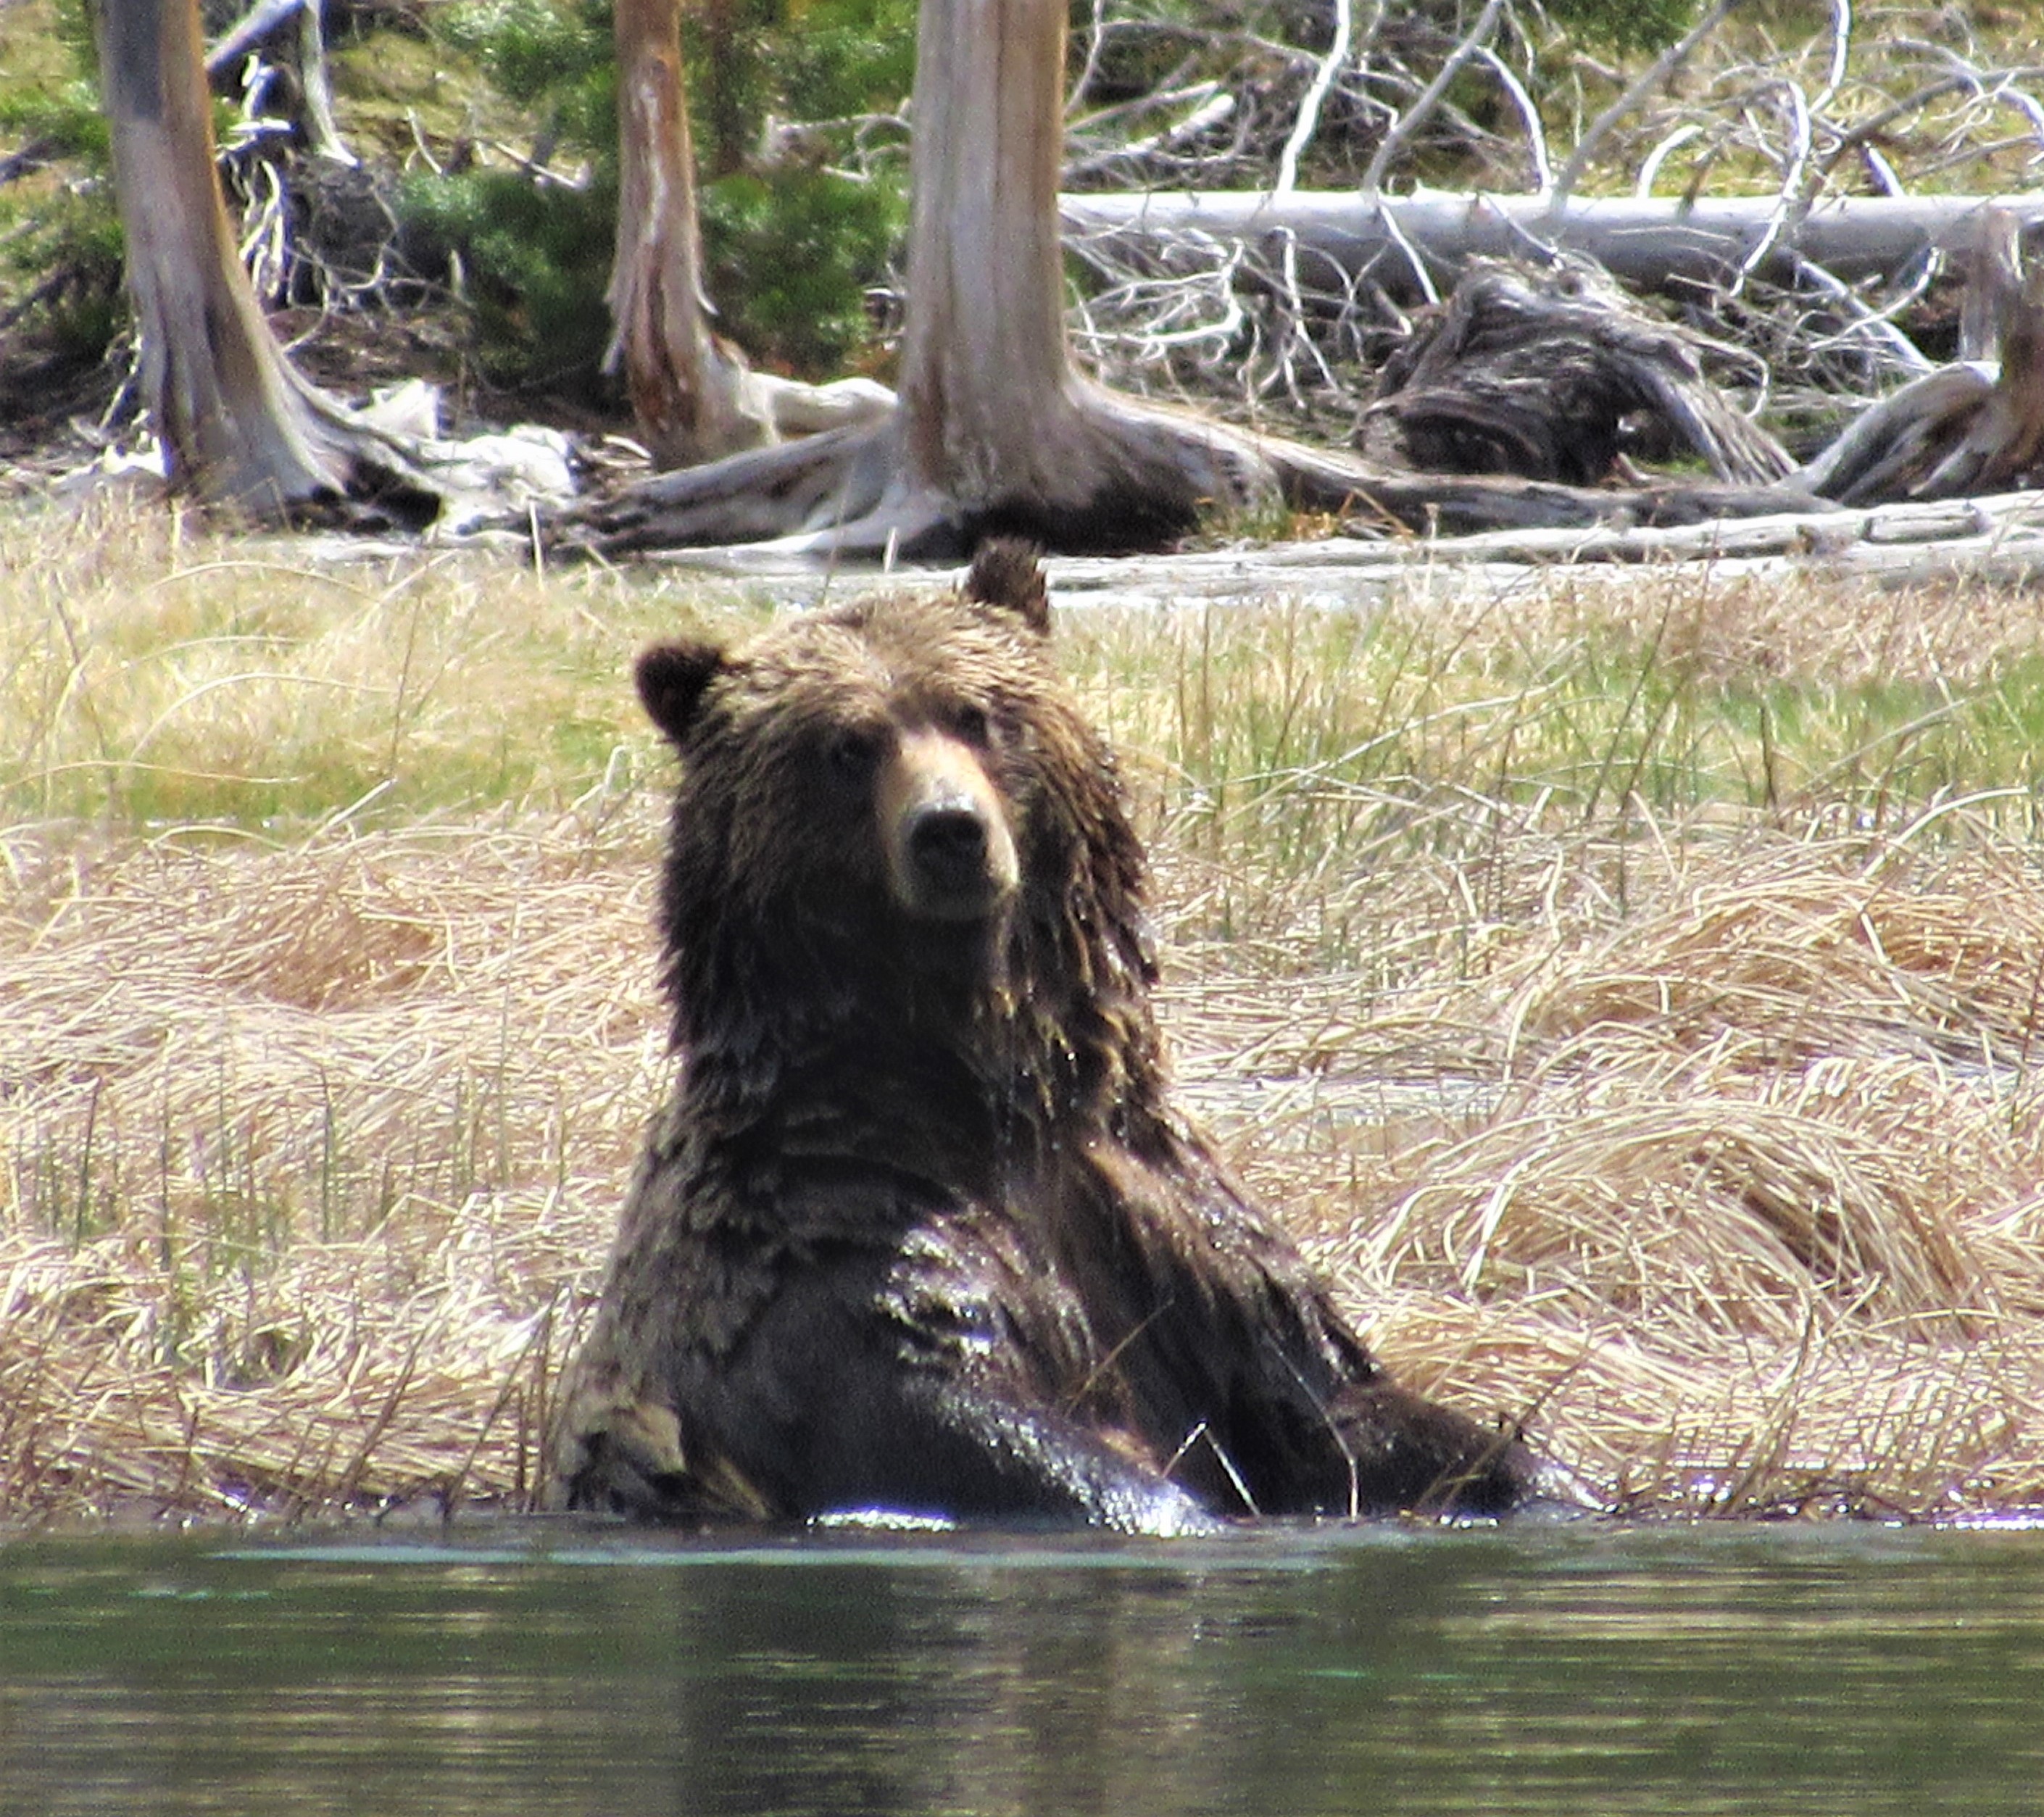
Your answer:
[399,164,620,394]
[398,0,913,392]
[0,4,122,357]
[702,167,901,375]
[1547,0,1703,57]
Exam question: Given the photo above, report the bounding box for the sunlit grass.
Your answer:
[0,499,757,830]
[13,501,2044,853]
[1072,565,2044,849]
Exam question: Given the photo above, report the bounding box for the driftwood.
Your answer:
[1337,218,2044,533]
[631,490,2044,600]
[1337,473,1820,539]
[1005,494,2043,607]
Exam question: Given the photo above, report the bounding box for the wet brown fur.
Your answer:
[549,542,1536,1531]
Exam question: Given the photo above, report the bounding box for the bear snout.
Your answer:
[881,731,1019,920]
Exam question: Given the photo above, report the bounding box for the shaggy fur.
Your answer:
[549,543,1535,1531]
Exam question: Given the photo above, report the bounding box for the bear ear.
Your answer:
[635,639,728,744]
[963,538,1052,638]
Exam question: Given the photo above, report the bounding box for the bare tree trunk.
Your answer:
[607,0,777,467]
[94,0,407,512]
[607,0,892,470]
[890,0,1268,546]
[570,0,1307,557]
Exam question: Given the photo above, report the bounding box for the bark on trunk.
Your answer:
[888,0,1270,547]
[94,0,416,512]
[607,0,778,467]
[1060,190,2044,304]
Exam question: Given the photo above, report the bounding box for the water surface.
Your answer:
[4,1518,2041,1815]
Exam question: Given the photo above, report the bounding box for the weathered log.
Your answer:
[1339,473,1819,538]
[1060,190,2044,304]
[1359,257,1793,488]
[632,491,2044,599]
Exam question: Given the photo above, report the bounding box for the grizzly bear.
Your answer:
[549,543,1537,1531]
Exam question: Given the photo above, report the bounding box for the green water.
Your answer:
[3,1519,2041,1815]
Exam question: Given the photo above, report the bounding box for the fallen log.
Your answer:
[1337,473,1819,538]
[1060,190,2044,303]
[632,489,2044,599]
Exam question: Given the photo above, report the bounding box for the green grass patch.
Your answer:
[0,505,754,831]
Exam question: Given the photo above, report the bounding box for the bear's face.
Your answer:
[636,582,1062,947]
[632,545,1158,1081]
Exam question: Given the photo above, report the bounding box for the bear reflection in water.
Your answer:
[549,542,1540,1532]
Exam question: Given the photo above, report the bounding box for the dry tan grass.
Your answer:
[1173,830,2044,1519]
[0,817,668,1521]
[7,504,2044,1526]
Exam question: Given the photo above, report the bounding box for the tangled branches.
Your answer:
[1060,1,2044,444]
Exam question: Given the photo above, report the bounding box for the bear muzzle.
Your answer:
[881,731,1020,921]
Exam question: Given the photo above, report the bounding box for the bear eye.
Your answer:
[950,702,992,747]
[826,725,884,781]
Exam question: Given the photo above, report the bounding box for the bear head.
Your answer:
[633,543,1158,1097]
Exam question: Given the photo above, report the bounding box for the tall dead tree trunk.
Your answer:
[607,0,892,469]
[93,0,420,512]
[95,0,578,525]
[101,0,341,504]
[889,0,1274,548]
[607,0,777,467]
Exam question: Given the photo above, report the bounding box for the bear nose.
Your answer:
[908,802,990,888]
